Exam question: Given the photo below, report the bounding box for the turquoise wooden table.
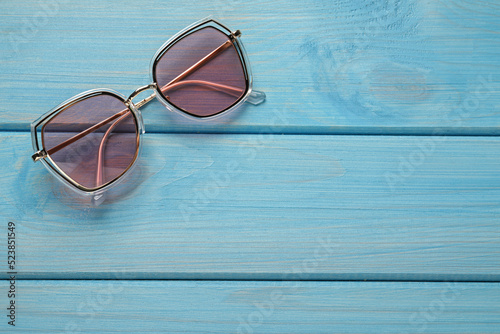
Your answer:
[1,0,500,332]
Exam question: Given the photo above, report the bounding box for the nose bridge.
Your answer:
[126,83,158,108]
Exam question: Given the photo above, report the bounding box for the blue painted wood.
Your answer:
[1,0,499,332]
[0,280,498,333]
[0,0,500,134]
[1,132,499,280]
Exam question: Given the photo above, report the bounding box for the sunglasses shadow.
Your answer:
[143,99,250,131]
[47,160,149,211]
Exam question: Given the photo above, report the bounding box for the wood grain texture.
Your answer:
[0,0,500,134]
[0,280,498,333]
[1,1,500,332]
[1,132,499,280]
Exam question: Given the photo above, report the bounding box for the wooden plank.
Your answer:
[1,0,500,134]
[0,280,498,333]
[1,132,499,280]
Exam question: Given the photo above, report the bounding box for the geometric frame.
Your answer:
[30,17,266,200]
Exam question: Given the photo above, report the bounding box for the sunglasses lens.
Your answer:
[154,26,247,117]
[42,93,139,190]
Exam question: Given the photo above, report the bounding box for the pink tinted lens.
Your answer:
[42,93,139,190]
[154,26,247,117]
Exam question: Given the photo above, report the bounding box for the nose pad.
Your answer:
[134,107,146,134]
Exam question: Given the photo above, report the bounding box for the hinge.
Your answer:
[231,30,242,40]
[32,149,47,162]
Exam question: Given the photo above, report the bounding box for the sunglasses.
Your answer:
[30,18,266,200]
